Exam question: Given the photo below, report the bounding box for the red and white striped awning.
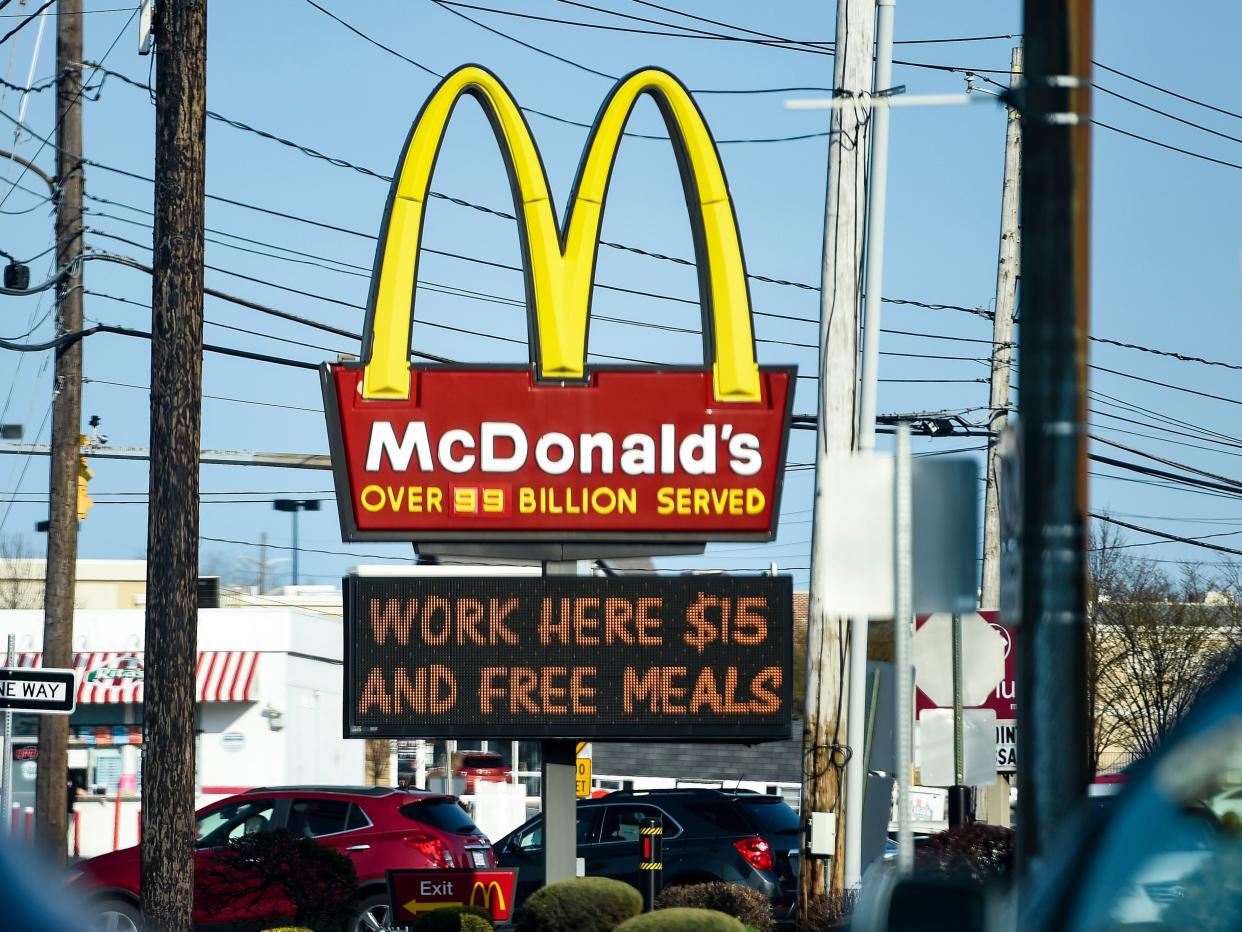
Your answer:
[11,651,259,704]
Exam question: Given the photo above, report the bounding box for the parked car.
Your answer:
[427,751,512,793]
[68,785,495,932]
[494,788,800,924]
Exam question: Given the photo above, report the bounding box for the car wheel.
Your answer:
[346,893,394,932]
[88,899,144,932]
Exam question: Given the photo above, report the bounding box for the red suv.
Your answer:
[69,785,495,932]
[427,751,513,794]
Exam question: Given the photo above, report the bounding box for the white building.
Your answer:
[1,606,363,855]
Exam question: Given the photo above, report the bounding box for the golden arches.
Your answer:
[361,64,761,404]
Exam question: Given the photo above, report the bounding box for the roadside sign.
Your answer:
[915,611,1015,719]
[0,667,76,714]
[918,709,998,787]
[388,869,518,923]
[996,720,1016,772]
[575,742,592,797]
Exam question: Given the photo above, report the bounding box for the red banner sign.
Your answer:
[324,366,793,542]
[387,868,518,923]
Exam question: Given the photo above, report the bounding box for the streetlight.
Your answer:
[272,499,320,588]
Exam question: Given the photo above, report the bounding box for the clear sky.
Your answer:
[0,1,1238,594]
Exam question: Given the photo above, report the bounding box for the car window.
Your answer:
[287,798,351,838]
[346,803,370,831]
[400,798,479,834]
[684,800,750,834]
[735,796,801,837]
[1066,711,1242,930]
[195,799,275,848]
[600,805,664,844]
[515,808,600,851]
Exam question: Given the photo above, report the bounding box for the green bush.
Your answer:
[615,907,746,931]
[411,904,493,931]
[655,882,773,932]
[515,877,642,932]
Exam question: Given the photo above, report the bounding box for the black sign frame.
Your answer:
[343,575,792,743]
[0,667,77,714]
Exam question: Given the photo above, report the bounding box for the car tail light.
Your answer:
[403,830,455,868]
[734,837,773,872]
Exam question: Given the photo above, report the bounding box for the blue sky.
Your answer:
[1,0,1238,593]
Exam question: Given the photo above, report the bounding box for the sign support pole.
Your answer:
[542,560,579,888]
[2,634,13,834]
[894,424,914,874]
[949,613,968,827]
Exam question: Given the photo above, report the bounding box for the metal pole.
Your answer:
[291,509,299,588]
[640,815,664,912]
[803,0,875,905]
[980,47,1024,611]
[1018,0,1093,876]
[2,635,14,835]
[894,423,914,874]
[949,613,968,827]
[541,560,579,888]
[844,0,896,889]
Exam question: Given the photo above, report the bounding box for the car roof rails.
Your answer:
[244,785,396,797]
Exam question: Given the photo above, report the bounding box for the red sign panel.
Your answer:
[914,611,1016,719]
[387,868,518,923]
[323,365,794,542]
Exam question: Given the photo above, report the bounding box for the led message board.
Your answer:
[323,64,794,544]
[345,575,793,741]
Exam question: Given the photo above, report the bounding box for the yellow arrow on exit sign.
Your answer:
[404,899,464,914]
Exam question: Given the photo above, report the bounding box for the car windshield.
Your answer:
[1066,687,1242,931]
[735,796,800,836]
[400,798,479,834]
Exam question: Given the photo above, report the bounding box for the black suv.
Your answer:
[494,788,800,924]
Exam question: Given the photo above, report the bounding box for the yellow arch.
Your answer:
[362,65,761,403]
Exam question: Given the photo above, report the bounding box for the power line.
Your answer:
[1091,512,1242,557]
[1093,119,1242,172]
[1093,59,1242,122]
[1094,82,1242,147]
[1090,434,1242,489]
[1091,363,1242,406]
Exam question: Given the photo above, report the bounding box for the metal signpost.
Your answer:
[322,64,797,899]
[1,638,77,835]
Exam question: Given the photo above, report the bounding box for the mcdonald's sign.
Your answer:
[387,868,518,923]
[323,65,794,543]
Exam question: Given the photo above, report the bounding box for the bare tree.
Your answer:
[1088,524,1241,767]
[0,535,41,610]
[365,739,395,786]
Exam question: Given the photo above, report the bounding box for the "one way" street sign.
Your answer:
[0,667,77,714]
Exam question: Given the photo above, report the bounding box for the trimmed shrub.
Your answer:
[615,907,746,931]
[915,823,1015,884]
[412,905,494,932]
[655,882,773,932]
[801,891,857,931]
[196,829,357,932]
[515,877,642,932]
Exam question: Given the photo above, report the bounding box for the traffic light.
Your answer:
[77,454,93,520]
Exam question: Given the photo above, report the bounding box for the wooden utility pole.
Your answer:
[803,0,874,905]
[1017,0,1092,873]
[142,2,207,929]
[980,47,1023,610]
[35,0,84,865]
